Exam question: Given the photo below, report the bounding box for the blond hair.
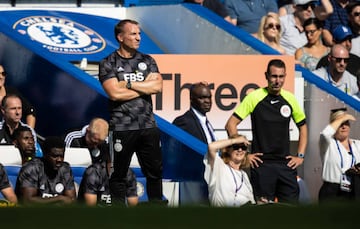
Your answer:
[220,135,250,169]
[329,109,347,123]
[257,12,281,44]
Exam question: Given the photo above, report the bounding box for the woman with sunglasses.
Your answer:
[0,65,36,128]
[295,17,330,71]
[203,135,255,207]
[319,108,360,203]
[254,13,286,55]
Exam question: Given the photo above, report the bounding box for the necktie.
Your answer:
[206,119,216,142]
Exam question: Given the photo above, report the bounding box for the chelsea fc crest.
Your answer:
[13,16,106,54]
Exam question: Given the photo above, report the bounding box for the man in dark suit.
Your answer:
[172,82,215,205]
[173,82,215,143]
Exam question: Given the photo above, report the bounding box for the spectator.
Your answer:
[312,44,358,95]
[0,65,36,129]
[280,0,333,55]
[295,17,330,70]
[316,25,360,76]
[0,94,42,157]
[204,135,255,207]
[12,125,35,164]
[64,117,138,206]
[223,0,278,35]
[0,163,18,205]
[322,0,351,46]
[279,0,296,16]
[347,1,360,57]
[318,108,360,202]
[184,0,233,25]
[225,59,308,204]
[254,12,286,54]
[15,136,76,205]
[99,19,164,204]
[172,82,215,205]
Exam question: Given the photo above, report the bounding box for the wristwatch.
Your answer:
[297,153,305,159]
[126,81,132,89]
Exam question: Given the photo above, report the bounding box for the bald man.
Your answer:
[64,118,138,206]
[312,44,359,96]
[64,118,110,165]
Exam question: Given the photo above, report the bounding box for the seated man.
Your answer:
[0,163,18,206]
[77,161,111,206]
[0,94,42,157]
[12,126,36,164]
[64,117,138,206]
[0,64,36,129]
[312,44,358,96]
[316,25,360,77]
[15,136,76,205]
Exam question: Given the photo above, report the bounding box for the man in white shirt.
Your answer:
[312,44,358,96]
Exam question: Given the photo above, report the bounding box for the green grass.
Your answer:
[0,202,358,228]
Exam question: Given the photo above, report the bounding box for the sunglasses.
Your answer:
[232,144,248,151]
[331,56,350,64]
[265,23,281,30]
[353,12,360,17]
[305,29,318,35]
[340,121,350,127]
[298,3,316,10]
[0,71,6,77]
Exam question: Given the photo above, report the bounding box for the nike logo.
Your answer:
[270,100,279,104]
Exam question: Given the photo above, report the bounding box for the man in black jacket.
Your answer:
[172,82,215,205]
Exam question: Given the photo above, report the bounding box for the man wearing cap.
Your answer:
[322,0,351,46]
[347,1,360,57]
[312,44,358,96]
[280,0,333,55]
[316,25,360,77]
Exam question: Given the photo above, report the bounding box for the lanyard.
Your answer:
[335,139,355,169]
[228,165,244,195]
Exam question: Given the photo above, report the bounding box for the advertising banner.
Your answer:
[152,54,296,139]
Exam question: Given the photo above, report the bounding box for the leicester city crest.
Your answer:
[13,16,105,54]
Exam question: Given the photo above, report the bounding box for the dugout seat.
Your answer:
[0,145,22,166]
[64,148,92,192]
[0,145,22,201]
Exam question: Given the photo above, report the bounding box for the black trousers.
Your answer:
[250,161,299,203]
[318,181,353,203]
[109,128,163,203]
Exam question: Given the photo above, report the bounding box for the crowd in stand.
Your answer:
[187,0,360,97]
[1,0,360,207]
